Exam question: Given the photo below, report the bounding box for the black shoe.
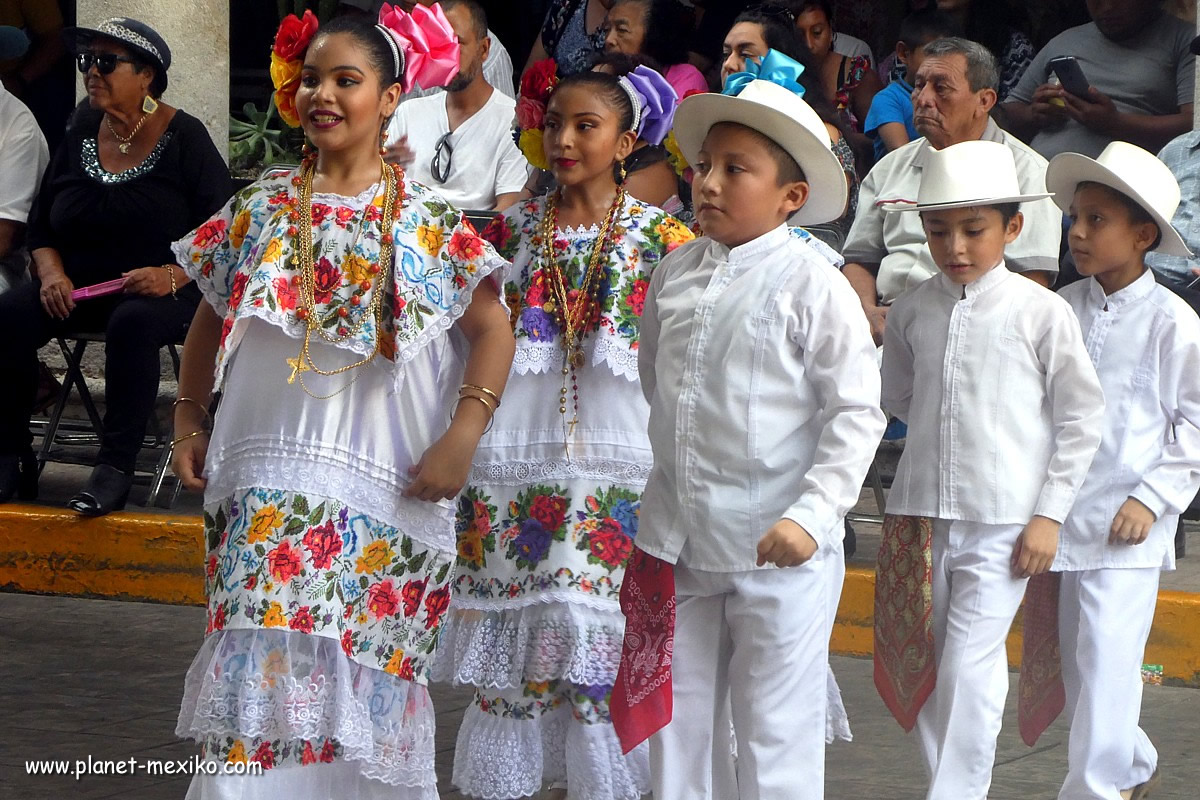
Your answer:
[0,450,38,503]
[68,464,131,516]
[844,519,857,560]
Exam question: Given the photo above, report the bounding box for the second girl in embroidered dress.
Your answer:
[437,64,692,800]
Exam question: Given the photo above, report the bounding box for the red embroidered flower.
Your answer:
[340,629,355,656]
[626,278,648,317]
[250,741,276,770]
[266,540,304,584]
[525,272,547,307]
[288,605,315,634]
[310,203,333,227]
[588,518,633,567]
[300,740,317,766]
[220,317,234,348]
[302,520,342,570]
[398,656,415,681]
[529,494,568,531]
[401,578,425,617]
[229,271,250,311]
[448,229,486,261]
[472,500,492,536]
[480,215,510,252]
[520,58,558,105]
[423,586,451,628]
[205,554,218,580]
[273,276,297,312]
[244,574,257,590]
[273,9,318,61]
[206,603,227,634]
[363,203,382,223]
[192,219,227,249]
[313,257,341,303]
[366,579,400,620]
[335,206,356,227]
[267,189,290,206]
[319,739,336,763]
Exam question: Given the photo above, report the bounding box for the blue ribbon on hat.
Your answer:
[721,49,806,98]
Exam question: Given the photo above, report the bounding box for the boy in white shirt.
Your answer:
[1046,141,1200,800]
[879,139,1105,800]
[612,58,886,799]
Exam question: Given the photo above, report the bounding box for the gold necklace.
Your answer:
[105,110,152,154]
[286,156,403,399]
[539,187,626,454]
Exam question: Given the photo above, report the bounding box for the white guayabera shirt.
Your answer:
[882,263,1105,525]
[1055,270,1200,571]
[636,224,886,571]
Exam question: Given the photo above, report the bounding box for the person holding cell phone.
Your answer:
[1001,0,1194,161]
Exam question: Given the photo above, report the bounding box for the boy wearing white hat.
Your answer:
[612,53,885,799]
[1047,141,1200,800]
[879,139,1105,800]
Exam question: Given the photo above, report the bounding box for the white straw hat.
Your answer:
[1045,140,1191,258]
[882,140,1051,213]
[672,80,848,226]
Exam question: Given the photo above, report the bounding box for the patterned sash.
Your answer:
[611,548,676,754]
[872,515,1065,742]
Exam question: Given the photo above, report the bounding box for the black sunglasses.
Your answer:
[431,131,453,183]
[76,52,137,75]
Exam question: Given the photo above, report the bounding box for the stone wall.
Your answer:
[75,0,230,159]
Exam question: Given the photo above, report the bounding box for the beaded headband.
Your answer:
[374,23,405,80]
[617,76,643,135]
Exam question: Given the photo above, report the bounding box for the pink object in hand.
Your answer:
[71,278,127,301]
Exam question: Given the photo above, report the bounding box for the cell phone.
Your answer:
[1048,56,1091,98]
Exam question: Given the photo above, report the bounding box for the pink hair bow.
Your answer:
[378,2,461,94]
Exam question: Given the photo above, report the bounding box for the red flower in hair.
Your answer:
[520,59,559,106]
[273,10,319,61]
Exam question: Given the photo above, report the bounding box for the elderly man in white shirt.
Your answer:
[842,37,1061,344]
[0,27,50,293]
[384,0,528,211]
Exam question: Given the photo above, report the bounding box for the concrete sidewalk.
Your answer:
[1,592,1196,800]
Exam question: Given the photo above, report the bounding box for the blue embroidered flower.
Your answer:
[579,682,612,704]
[520,306,558,342]
[514,518,552,563]
[611,498,639,539]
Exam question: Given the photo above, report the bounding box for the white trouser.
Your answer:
[1058,567,1160,800]
[915,519,1029,800]
[650,550,836,800]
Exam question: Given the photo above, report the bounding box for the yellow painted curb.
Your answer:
[835,565,1200,687]
[3,507,1200,686]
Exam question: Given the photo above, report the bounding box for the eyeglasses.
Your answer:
[431,131,453,183]
[76,52,137,75]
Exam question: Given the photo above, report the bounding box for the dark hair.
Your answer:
[441,0,488,40]
[310,14,403,87]
[127,53,167,98]
[592,50,664,76]
[792,0,835,28]
[898,9,961,49]
[549,70,636,133]
[1077,181,1163,250]
[710,121,806,186]
[920,202,1021,226]
[612,0,692,68]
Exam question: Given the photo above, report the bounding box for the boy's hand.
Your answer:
[1012,515,1059,578]
[756,519,818,568]
[1110,497,1156,545]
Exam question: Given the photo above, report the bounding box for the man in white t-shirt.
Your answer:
[0,27,50,293]
[384,0,529,211]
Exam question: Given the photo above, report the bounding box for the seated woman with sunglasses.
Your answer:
[0,17,230,514]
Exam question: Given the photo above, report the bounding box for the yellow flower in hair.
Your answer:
[270,53,302,127]
[416,224,445,257]
[519,128,549,172]
[663,131,689,179]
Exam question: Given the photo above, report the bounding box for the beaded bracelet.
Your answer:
[161,264,177,298]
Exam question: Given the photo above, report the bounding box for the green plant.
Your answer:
[229,100,301,171]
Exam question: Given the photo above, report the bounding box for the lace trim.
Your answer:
[431,602,626,687]
[452,704,650,800]
[509,336,638,380]
[82,133,174,184]
[469,457,651,488]
[205,438,455,553]
[178,629,438,788]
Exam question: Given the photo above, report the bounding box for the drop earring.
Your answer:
[618,161,628,183]
[142,94,158,114]
[379,128,388,157]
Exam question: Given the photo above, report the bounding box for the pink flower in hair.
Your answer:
[378,2,460,94]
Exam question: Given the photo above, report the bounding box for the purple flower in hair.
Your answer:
[620,65,679,145]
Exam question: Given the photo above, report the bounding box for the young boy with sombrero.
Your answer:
[1047,141,1200,800]
[877,139,1105,800]
[609,52,886,799]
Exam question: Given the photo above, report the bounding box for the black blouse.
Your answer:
[27,108,233,284]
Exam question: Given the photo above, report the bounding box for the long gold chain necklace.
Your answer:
[105,110,152,154]
[539,187,626,455]
[285,156,403,399]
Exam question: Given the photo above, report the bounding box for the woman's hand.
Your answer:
[172,432,209,492]
[404,425,478,502]
[123,266,175,297]
[39,268,76,319]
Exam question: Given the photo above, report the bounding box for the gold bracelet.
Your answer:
[171,429,209,447]
[162,264,177,297]
[459,388,498,414]
[455,393,495,434]
[173,397,213,426]
[461,383,501,408]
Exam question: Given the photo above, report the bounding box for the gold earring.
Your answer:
[618,162,628,183]
[142,94,158,114]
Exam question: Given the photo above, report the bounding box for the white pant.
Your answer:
[915,519,1029,800]
[1057,567,1160,800]
[649,550,837,800]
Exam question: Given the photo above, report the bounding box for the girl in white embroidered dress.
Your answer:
[169,10,514,800]
[440,70,692,800]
